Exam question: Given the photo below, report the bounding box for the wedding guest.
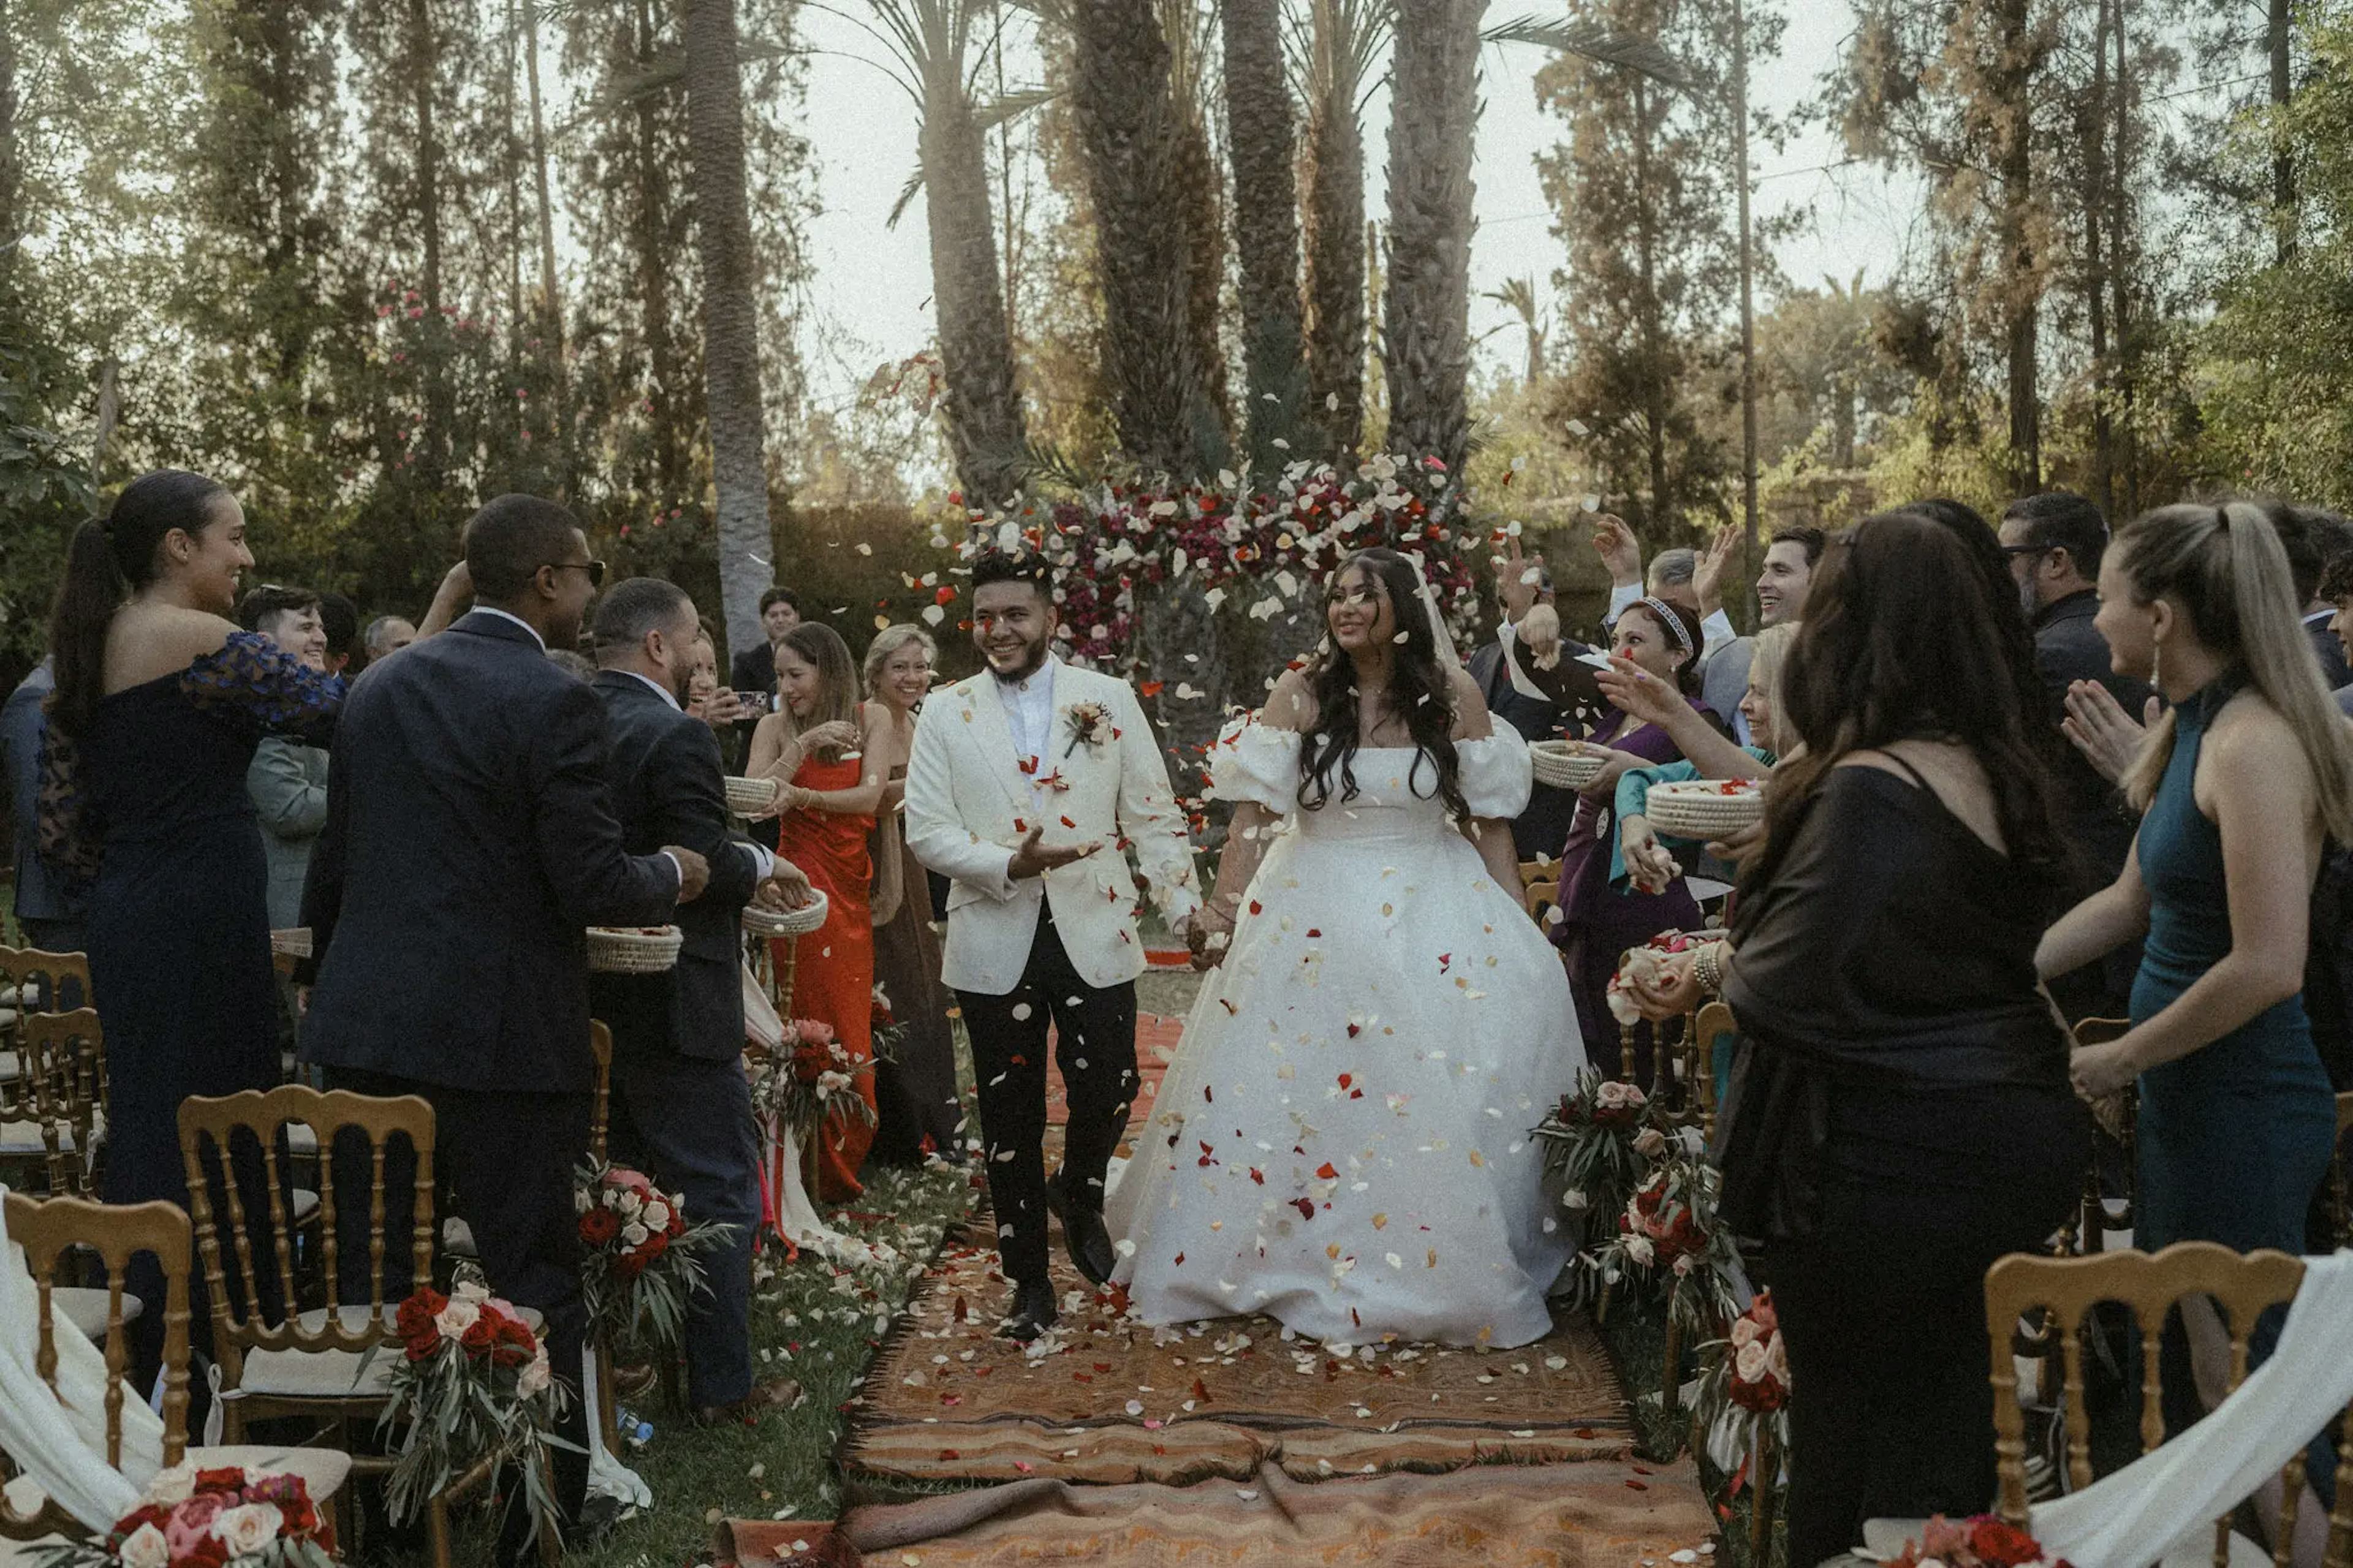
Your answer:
[1701,524,1824,746]
[1612,621,1794,897]
[40,470,344,1387]
[2321,549,2353,716]
[1999,492,2151,1017]
[315,590,358,678]
[1466,539,1602,860]
[730,585,802,702]
[1631,511,2088,1561]
[2,657,86,957]
[586,577,808,1425]
[362,614,417,665]
[860,624,964,1165]
[1548,594,1718,1083]
[684,623,754,735]
[301,496,703,1559]
[2275,505,2353,691]
[237,586,332,931]
[2038,499,2352,1539]
[746,622,892,1199]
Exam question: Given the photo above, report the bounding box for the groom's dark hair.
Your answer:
[969,547,1052,601]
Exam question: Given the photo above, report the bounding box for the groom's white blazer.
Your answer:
[904,657,1201,996]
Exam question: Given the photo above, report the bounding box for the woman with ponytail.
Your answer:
[40,471,344,1391]
[2039,499,2351,1545]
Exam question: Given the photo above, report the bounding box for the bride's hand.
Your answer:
[1621,814,1680,895]
[1629,949,1703,1021]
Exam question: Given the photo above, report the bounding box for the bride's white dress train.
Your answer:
[1106,721,1587,1348]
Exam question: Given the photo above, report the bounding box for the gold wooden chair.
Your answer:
[1980,1242,2353,1566]
[180,1086,546,1567]
[0,1010,105,1197]
[0,946,92,1021]
[1686,1000,1736,1140]
[0,1192,350,1547]
[1516,860,1561,929]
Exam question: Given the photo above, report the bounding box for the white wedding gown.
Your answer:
[1106,721,1586,1348]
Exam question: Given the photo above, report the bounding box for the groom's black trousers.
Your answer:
[955,904,1139,1287]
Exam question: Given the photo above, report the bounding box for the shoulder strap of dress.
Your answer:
[1873,747,1932,791]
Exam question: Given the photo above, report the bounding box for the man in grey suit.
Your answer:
[238,586,332,930]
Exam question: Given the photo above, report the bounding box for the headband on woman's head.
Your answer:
[1634,595,1695,657]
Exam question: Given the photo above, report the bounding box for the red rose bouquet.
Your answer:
[373,1279,567,1543]
[868,984,907,1069]
[1696,1290,1792,1496]
[1884,1515,2071,1568]
[1592,1153,1739,1335]
[574,1157,735,1355]
[1532,1066,1661,1229]
[34,1464,334,1568]
[748,1017,875,1141]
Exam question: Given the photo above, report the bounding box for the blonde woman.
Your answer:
[860,624,963,1164]
[2036,501,2353,1548]
[747,623,893,1198]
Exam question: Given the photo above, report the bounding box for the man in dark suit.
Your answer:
[300,496,709,1554]
[728,585,801,703]
[585,577,811,1425]
[2000,491,2150,1017]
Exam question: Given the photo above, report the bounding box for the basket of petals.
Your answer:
[585,925,684,974]
[741,889,828,939]
[1641,778,1764,840]
[1529,739,1608,790]
[724,776,781,817]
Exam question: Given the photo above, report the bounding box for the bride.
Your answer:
[1106,547,1586,1349]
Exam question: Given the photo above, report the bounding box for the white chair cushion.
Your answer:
[0,1120,75,1157]
[51,1286,144,1341]
[234,1305,401,1399]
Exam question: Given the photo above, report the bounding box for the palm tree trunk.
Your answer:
[408,0,451,488]
[922,83,1028,505]
[1170,105,1232,453]
[1300,1,1365,465]
[1381,0,1482,480]
[632,0,686,499]
[1219,0,1309,474]
[683,0,775,658]
[1072,0,1205,480]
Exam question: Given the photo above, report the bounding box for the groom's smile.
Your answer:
[974,580,1052,682]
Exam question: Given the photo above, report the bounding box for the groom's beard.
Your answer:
[986,635,1049,683]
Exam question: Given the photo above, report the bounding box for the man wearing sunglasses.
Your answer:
[300,494,707,1562]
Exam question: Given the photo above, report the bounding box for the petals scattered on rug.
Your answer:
[724,1456,1718,1567]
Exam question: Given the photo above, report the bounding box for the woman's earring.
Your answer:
[2149,634,2164,694]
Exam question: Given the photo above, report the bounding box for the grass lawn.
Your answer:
[431,1161,979,1568]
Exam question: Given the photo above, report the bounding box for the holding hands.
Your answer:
[754,859,817,911]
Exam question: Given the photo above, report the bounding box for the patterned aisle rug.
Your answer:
[839,1216,1643,1492]
[726,1456,1718,1566]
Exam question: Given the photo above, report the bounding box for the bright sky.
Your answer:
[786,3,1922,445]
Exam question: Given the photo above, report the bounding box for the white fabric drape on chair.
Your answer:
[2031,1249,2353,1567]
[0,1183,161,1532]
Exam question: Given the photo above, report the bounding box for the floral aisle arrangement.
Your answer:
[1694,1290,1791,1502]
[1591,1145,1741,1336]
[748,1017,877,1143]
[1882,1516,2072,1568]
[33,1464,335,1568]
[868,985,906,1069]
[1532,1067,1661,1225]
[374,1279,567,1539]
[575,1159,735,1354]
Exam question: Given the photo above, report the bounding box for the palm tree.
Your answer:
[1070,0,1210,479]
[1381,0,1483,480]
[1159,1,1231,454]
[682,0,775,657]
[1289,0,1389,466]
[1219,0,1312,474]
[1484,275,1547,386]
[841,0,1032,505]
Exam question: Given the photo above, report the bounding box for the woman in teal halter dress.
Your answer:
[2130,676,2336,1256]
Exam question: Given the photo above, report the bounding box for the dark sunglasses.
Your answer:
[546,560,608,586]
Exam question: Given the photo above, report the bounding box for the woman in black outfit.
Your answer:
[1632,511,2091,1562]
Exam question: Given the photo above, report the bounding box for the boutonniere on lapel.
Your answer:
[1061,700,1113,758]
[1018,755,1072,793]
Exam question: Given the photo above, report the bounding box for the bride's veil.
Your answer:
[1403,551,1464,674]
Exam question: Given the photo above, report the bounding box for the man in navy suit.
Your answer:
[300,496,708,1552]
[585,577,810,1425]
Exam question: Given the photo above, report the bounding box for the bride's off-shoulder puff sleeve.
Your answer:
[1206,720,1302,813]
[1454,727,1534,820]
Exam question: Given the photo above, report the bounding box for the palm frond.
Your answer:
[886,169,928,229]
[1482,15,1689,89]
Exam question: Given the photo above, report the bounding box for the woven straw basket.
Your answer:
[1529,740,1607,790]
[1643,780,1765,840]
[724,776,781,817]
[586,925,684,974]
[742,889,830,939]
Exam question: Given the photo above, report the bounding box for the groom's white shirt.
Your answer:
[904,656,1200,995]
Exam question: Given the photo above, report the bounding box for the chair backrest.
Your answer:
[1686,1001,1736,1135]
[14,1010,105,1197]
[590,1020,612,1164]
[1516,861,1559,928]
[0,1192,190,1540]
[0,947,91,1015]
[176,1086,436,1378]
[1984,1242,2312,1551]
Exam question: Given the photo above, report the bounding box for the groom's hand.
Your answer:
[1009,825,1099,881]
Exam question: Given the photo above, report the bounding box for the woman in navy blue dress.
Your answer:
[2040,499,2353,1551]
[40,470,343,1384]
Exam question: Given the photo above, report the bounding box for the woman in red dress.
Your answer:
[748,623,893,1199]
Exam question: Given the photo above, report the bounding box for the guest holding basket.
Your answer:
[1626,512,2090,1562]
[747,622,894,1199]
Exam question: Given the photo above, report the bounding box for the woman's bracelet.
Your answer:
[1692,939,1727,995]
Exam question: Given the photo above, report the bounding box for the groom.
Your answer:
[905,548,1200,1339]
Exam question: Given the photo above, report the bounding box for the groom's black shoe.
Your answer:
[1045,1169,1118,1286]
[998,1278,1058,1342]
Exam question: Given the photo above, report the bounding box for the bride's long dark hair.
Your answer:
[1298,547,1469,820]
